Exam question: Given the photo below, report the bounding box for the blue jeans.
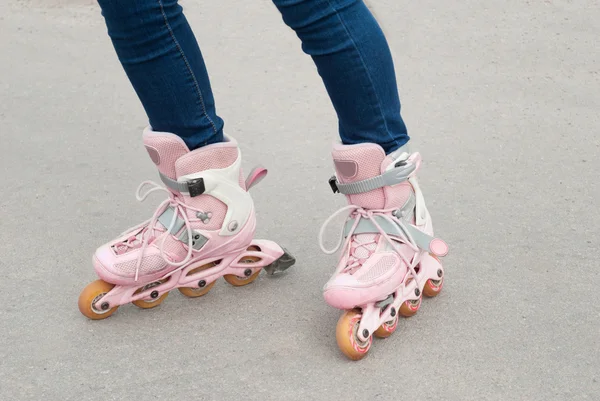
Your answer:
[97,0,409,153]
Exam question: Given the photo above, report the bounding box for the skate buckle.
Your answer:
[328,176,339,193]
[187,178,206,197]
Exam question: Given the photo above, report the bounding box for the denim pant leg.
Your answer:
[97,0,224,150]
[272,0,409,153]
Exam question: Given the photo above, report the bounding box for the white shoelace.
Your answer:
[121,181,201,281]
[319,205,422,284]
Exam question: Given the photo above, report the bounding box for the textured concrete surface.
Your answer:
[1,0,599,400]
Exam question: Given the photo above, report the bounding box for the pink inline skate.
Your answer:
[319,142,448,360]
[78,128,295,320]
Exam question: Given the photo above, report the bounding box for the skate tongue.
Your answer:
[332,143,387,209]
[332,143,386,182]
[174,136,239,178]
[143,127,190,180]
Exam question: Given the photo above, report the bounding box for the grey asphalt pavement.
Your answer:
[1,0,599,400]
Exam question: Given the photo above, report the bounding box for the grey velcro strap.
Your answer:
[334,163,416,195]
[157,206,185,235]
[160,172,205,197]
[344,215,407,239]
[157,207,209,249]
[344,214,438,254]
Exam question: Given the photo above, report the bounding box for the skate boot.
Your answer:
[78,127,295,320]
[319,142,448,360]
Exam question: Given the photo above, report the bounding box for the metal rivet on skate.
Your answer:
[198,280,206,288]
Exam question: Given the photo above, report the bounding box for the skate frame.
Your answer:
[92,239,292,311]
[356,252,444,342]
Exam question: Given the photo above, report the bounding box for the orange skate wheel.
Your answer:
[336,309,372,361]
[223,270,260,286]
[399,297,421,317]
[224,246,261,286]
[78,279,118,320]
[423,277,444,297]
[178,281,216,298]
[132,292,169,309]
[179,262,218,297]
[374,313,399,338]
[132,281,169,309]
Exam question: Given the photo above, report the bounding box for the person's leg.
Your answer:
[97,0,223,149]
[80,0,296,320]
[272,0,448,360]
[272,0,408,154]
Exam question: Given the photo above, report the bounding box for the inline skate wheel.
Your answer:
[223,246,261,286]
[336,309,372,361]
[132,281,169,309]
[374,313,399,338]
[78,279,118,320]
[223,270,260,286]
[178,281,216,298]
[423,277,444,297]
[179,262,218,297]
[399,297,422,317]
